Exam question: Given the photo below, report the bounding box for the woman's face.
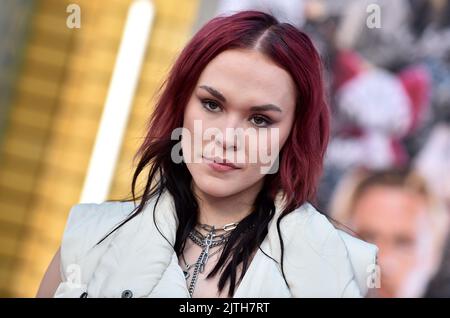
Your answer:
[181,49,296,198]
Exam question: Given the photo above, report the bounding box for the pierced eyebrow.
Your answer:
[199,85,282,113]
[199,85,226,102]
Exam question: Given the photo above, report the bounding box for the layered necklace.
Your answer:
[181,221,239,297]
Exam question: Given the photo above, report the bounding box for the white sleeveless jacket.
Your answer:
[54,190,378,298]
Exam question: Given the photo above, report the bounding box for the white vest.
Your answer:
[54,190,378,298]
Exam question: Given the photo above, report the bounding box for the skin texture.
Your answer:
[351,186,434,298]
[180,48,296,297]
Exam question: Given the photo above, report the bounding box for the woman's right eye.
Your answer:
[201,99,221,112]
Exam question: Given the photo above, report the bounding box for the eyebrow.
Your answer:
[199,85,226,102]
[198,85,282,113]
[249,104,282,113]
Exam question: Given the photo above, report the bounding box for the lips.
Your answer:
[202,156,242,171]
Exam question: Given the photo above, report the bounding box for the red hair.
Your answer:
[97,10,334,296]
[137,10,330,213]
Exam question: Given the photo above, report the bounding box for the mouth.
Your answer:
[202,156,242,172]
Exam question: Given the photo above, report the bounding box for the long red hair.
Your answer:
[136,10,330,213]
[98,10,332,296]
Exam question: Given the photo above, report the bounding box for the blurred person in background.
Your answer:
[329,168,449,297]
[414,123,450,297]
[315,49,431,211]
[306,0,450,212]
[415,124,450,208]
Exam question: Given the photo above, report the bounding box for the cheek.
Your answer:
[246,122,292,174]
[182,99,210,162]
[181,102,195,162]
[258,113,294,159]
[183,98,200,131]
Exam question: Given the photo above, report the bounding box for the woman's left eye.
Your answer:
[250,115,272,127]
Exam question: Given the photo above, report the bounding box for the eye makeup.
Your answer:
[196,90,280,128]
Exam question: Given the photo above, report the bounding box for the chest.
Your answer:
[178,238,290,298]
[179,239,235,297]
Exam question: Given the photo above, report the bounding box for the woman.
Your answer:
[37,11,378,298]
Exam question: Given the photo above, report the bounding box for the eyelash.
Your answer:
[200,99,274,127]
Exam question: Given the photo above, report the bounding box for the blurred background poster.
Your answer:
[0,0,449,298]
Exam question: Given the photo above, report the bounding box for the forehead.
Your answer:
[352,186,429,232]
[197,49,296,108]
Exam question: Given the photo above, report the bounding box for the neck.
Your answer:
[193,181,263,227]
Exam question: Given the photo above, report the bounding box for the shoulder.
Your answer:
[63,201,135,249]
[61,190,178,252]
[270,202,340,254]
[56,192,180,297]
[60,201,136,269]
[59,191,179,266]
[267,202,378,297]
[65,201,134,232]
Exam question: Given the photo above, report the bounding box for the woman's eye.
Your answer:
[201,100,221,112]
[250,115,272,127]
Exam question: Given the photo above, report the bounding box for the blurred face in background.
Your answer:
[351,186,434,298]
[181,49,296,199]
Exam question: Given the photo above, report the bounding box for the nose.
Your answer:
[215,131,238,151]
[214,117,243,152]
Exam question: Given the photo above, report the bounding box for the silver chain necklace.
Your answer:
[182,222,239,297]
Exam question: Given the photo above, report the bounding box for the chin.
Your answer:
[193,176,242,198]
